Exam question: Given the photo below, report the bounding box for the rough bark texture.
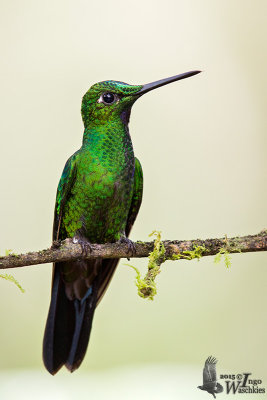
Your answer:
[0,231,267,270]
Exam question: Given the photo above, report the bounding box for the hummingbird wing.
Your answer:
[96,157,143,304]
[202,356,218,389]
[44,152,99,373]
[125,157,143,237]
[43,153,80,374]
[52,153,78,241]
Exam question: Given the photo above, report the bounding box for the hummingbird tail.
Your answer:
[65,257,119,371]
[65,286,97,372]
[42,263,97,375]
[43,258,119,374]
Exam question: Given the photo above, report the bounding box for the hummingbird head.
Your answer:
[81,80,143,127]
[81,71,201,127]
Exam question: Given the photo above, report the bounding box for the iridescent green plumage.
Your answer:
[43,71,200,375]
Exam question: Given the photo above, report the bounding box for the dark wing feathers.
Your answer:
[126,157,143,236]
[43,266,75,374]
[44,150,99,374]
[43,154,78,374]
[53,153,78,241]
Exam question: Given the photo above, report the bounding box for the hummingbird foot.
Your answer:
[73,235,93,257]
[51,239,62,249]
[118,236,136,259]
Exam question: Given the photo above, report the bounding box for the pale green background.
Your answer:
[0,0,266,399]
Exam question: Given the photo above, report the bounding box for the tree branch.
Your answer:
[1,231,267,270]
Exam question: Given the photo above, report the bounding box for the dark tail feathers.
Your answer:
[43,264,97,375]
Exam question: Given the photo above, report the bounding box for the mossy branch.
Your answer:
[0,230,266,270]
[126,230,166,300]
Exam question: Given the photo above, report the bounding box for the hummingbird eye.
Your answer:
[98,92,118,105]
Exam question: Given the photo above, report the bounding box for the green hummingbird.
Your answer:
[43,70,201,375]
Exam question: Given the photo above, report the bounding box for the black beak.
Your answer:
[135,70,201,95]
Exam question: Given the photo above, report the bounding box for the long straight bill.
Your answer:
[136,70,201,95]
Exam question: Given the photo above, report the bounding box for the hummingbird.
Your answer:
[43,70,201,375]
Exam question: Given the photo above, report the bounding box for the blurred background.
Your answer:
[0,0,267,398]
